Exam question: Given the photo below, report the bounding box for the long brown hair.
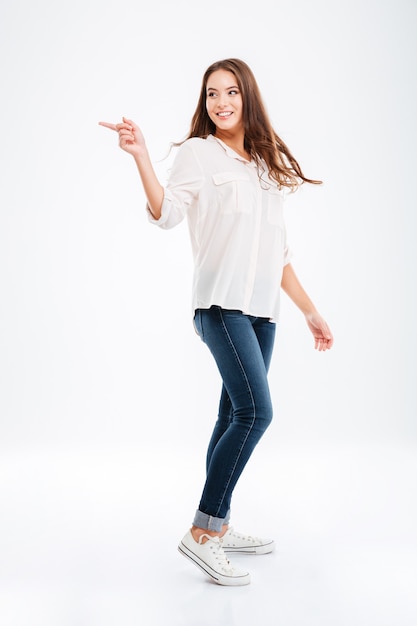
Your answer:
[182,58,321,190]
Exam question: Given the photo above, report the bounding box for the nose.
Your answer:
[218,92,229,107]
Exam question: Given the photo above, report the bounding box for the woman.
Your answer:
[99,58,333,587]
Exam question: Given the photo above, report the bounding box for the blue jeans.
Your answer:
[192,306,275,532]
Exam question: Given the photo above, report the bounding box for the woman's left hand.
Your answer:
[305,312,334,351]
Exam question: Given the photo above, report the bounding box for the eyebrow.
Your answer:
[206,85,239,91]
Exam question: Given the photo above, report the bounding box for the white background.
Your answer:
[0,1,416,625]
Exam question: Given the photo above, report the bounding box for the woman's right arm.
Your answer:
[99,117,163,219]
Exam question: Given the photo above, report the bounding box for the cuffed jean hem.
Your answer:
[193,509,230,532]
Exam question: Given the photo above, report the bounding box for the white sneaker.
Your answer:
[178,530,251,586]
[222,527,275,555]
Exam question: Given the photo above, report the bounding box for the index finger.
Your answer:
[98,121,118,131]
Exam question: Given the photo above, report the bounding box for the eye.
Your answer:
[229,89,239,96]
[207,91,217,98]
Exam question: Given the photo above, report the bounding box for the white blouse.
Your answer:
[148,134,291,322]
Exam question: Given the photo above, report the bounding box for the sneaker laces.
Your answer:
[200,534,235,572]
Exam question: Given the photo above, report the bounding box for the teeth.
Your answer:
[218,112,232,117]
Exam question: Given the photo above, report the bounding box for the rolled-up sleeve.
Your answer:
[147,141,203,230]
[283,242,293,265]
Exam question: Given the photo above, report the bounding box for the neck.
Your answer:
[214,130,249,160]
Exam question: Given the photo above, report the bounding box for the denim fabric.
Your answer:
[192,306,275,531]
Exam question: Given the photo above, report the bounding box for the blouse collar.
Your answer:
[207,134,256,167]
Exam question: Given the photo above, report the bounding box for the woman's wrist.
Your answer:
[132,146,150,162]
[303,306,319,318]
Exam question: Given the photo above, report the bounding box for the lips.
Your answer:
[217,111,232,118]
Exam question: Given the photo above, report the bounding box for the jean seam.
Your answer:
[199,309,204,340]
[213,307,257,517]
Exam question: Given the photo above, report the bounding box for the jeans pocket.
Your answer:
[193,309,204,340]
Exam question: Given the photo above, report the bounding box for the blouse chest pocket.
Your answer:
[212,172,253,215]
[265,185,285,228]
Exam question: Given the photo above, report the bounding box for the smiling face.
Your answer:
[205,69,244,136]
